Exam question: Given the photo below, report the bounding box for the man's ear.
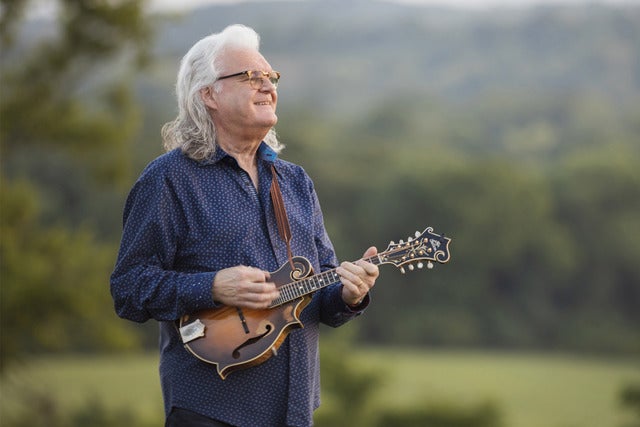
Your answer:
[200,86,218,110]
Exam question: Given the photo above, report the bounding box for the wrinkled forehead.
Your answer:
[216,47,272,74]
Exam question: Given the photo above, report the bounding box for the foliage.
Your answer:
[0,0,151,369]
[1,387,154,427]
[0,179,138,369]
[621,383,640,424]
[279,92,640,355]
[315,328,384,426]
[0,0,149,160]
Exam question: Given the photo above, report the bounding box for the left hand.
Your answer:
[338,246,379,306]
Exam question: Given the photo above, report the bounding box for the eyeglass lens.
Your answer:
[249,71,279,89]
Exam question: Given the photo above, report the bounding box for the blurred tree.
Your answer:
[620,383,640,425]
[0,0,151,369]
[0,180,138,367]
[278,92,640,354]
[551,145,640,353]
[1,0,149,188]
[1,385,155,427]
[315,327,384,427]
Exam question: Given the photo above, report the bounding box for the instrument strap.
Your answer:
[270,164,295,270]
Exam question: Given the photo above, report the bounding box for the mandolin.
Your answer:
[178,227,452,379]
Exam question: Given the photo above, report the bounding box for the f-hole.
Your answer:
[232,325,273,359]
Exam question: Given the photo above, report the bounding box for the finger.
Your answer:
[247,280,278,299]
[242,266,270,283]
[357,247,379,271]
[241,284,279,308]
[355,260,379,278]
[337,263,364,285]
[361,246,378,259]
[343,260,377,286]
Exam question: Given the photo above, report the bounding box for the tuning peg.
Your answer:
[408,236,413,242]
[408,264,415,271]
[415,231,421,237]
[427,261,434,269]
[417,262,424,269]
[399,239,404,244]
[400,267,406,274]
[390,240,395,245]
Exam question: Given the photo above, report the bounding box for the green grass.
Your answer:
[1,349,638,427]
[0,353,164,425]
[347,348,640,427]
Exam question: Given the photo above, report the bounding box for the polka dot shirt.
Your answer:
[110,143,368,426]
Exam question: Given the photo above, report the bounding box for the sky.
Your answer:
[24,0,640,20]
[148,0,639,12]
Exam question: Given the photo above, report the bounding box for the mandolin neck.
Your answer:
[268,227,451,308]
[268,255,383,308]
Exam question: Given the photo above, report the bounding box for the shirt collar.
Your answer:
[202,141,278,165]
[257,142,278,163]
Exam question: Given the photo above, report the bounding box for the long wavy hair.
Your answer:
[161,24,283,160]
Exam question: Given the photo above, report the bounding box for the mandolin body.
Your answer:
[179,256,313,379]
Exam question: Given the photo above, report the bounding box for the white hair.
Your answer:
[161,24,282,160]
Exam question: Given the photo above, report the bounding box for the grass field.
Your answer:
[1,349,638,426]
[345,348,640,427]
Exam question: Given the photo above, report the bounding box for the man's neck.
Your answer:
[218,138,261,188]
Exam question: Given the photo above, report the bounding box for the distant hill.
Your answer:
[145,0,640,115]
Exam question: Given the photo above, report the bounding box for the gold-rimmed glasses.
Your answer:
[216,70,280,89]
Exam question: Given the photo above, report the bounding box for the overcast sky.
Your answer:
[148,0,639,12]
[24,0,640,20]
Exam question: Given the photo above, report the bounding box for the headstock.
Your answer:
[378,227,451,273]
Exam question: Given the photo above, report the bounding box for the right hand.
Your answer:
[212,266,279,309]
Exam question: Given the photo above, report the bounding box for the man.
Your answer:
[110,24,379,427]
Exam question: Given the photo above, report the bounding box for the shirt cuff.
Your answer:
[345,293,371,312]
[184,271,218,312]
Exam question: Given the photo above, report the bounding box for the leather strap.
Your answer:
[270,165,295,270]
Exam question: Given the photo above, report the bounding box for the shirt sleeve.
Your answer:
[306,179,370,326]
[110,165,217,323]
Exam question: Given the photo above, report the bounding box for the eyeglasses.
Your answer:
[216,70,281,90]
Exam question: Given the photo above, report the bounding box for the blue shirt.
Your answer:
[110,143,368,427]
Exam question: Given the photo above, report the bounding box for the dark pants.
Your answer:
[165,407,233,427]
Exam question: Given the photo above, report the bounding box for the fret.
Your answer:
[308,275,318,290]
[303,278,312,293]
[271,294,282,306]
[321,271,329,285]
[325,270,339,285]
[296,281,305,297]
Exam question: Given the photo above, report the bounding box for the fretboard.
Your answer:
[268,255,383,308]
